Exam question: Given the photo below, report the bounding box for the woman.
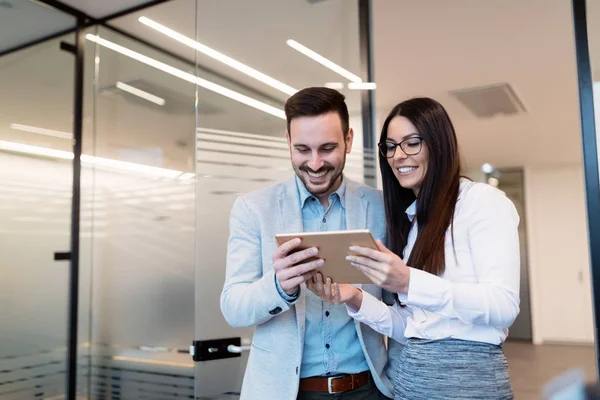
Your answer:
[308,98,520,399]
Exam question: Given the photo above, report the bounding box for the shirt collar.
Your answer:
[405,200,417,222]
[404,178,472,221]
[295,175,346,209]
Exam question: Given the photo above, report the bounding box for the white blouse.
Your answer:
[347,179,520,345]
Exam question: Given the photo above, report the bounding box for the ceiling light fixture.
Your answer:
[116,81,166,106]
[139,16,297,96]
[487,177,499,187]
[10,123,72,140]
[85,34,285,120]
[348,82,376,90]
[324,82,344,90]
[0,140,189,179]
[286,39,362,83]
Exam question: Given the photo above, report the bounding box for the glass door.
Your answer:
[0,1,76,398]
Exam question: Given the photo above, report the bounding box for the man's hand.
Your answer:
[307,273,363,309]
[273,238,324,296]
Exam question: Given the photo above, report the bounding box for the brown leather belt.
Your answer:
[299,371,370,394]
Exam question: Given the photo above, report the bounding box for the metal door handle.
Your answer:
[191,337,250,361]
[227,344,251,353]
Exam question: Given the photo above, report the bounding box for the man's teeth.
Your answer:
[398,167,417,174]
[307,170,327,178]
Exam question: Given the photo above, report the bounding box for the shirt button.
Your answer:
[322,217,326,223]
[325,311,330,317]
[325,344,330,349]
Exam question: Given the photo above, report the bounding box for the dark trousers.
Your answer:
[297,380,389,400]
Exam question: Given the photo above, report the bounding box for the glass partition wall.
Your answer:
[0,0,375,399]
[6,0,600,399]
[0,1,76,398]
[94,1,374,397]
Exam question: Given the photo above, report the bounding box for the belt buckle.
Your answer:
[327,375,344,394]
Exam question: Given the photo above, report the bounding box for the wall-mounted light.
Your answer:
[139,17,297,96]
[481,163,494,174]
[487,177,499,187]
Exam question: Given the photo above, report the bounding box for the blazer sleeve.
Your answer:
[220,196,296,328]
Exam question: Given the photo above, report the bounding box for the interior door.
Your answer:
[0,1,76,398]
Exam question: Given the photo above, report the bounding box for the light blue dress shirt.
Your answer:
[275,176,369,378]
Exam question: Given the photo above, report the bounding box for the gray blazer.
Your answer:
[221,176,399,399]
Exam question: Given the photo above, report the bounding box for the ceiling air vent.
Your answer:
[450,83,525,118]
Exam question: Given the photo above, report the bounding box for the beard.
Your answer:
[293,160,345,197]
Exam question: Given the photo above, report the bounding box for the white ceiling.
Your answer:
[372,0,583,170]
[0,0,594,174]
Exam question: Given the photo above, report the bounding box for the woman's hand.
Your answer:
[347,240,411,294]
[307,272,363,309]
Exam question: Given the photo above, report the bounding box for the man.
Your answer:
[221,87,398,399]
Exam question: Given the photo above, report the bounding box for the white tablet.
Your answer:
[275,229,378,284]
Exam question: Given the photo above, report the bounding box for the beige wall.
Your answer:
[524,165,595,344]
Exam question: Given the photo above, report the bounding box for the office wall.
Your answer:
[524,165,595,344]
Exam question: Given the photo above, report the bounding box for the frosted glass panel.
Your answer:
[193,0,371,398]
[0,22,75,400]
[84,23,199,398]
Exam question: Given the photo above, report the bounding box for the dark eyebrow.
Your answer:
[385,133,419,143]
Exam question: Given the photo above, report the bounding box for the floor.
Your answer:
[504,341,596,399]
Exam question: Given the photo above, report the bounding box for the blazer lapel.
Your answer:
[278,177,303,234]
[345,179,370,339]
[345,178,367,231]
[278,177,307,342]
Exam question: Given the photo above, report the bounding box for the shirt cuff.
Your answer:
[346,291,392,333]
[405,267,451,312]
[274,274,299,303]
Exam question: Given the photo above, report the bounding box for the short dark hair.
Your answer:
[284,87,349,136]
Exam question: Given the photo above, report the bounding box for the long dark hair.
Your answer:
[379,98,461,276]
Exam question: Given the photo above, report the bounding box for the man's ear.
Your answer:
[345,128,354,153]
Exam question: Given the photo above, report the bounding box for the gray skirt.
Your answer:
[394,338,513,400]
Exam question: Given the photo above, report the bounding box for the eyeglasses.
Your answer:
[378,136,424,158]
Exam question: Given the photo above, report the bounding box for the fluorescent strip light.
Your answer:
[139,17,297,96]
[324,82,344,90]
[286,39,362,83]
[11,123,73,140]
[348,82,376,90]
[0,140,74,160]
[197,127,287,143]
[86,34,285,120]
[0,140,188,179]
[116,81,166,106]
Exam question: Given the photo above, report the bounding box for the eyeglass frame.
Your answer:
[378,136,425,158]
